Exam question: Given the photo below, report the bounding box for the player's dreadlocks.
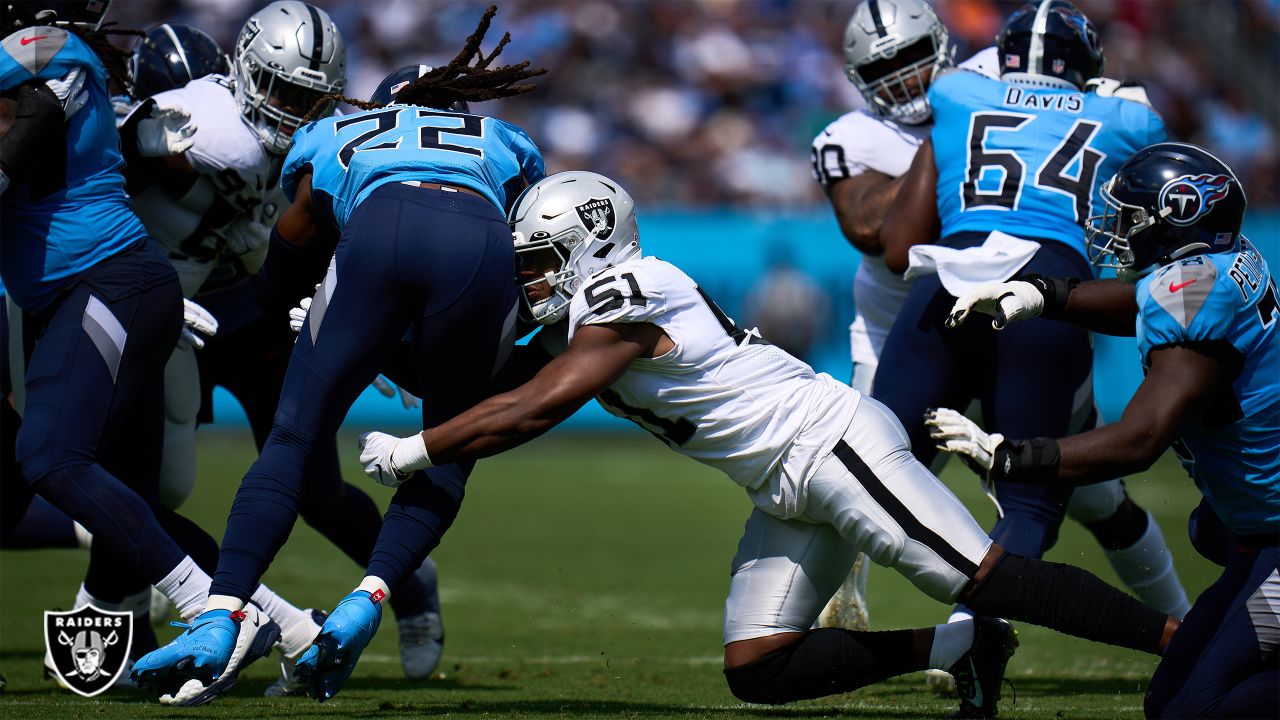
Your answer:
[69,23,144,96]
[303,5,545,123]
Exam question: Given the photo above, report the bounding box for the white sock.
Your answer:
[1106,511,1191,619]
[252,584,315,658]
[928,619,975,670]
[75,585,151,619]
[204,594,245,613]
[154,557,212,620]
[357,575,390,603]
[946,608,974,624]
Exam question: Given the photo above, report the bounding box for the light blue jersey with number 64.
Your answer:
[930,70,1166,260]
[281,105,545,228]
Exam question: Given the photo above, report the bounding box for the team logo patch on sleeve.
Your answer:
[575,198,615,241]
[1158,174,1232,226]
[44,606,133,697]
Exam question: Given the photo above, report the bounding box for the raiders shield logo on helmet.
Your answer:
[575,198,616,241]
[44,606,132,697]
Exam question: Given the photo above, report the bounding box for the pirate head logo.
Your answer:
[44,606,132,697]
[575,198,616,241]
[1158,174,1232,227]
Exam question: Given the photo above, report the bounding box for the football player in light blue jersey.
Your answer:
[871,1,1189,608]
[0,0,279,678]
[132,7,548,705]
[935,142,1278,719]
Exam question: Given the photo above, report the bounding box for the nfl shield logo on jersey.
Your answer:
[44,606,132,697]
[1052,58,1066,74]
[575,198,616,241]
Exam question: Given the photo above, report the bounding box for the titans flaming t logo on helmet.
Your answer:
[1159,174,1232,226]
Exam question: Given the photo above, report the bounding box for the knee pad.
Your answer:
[1066,478,1126,524]
[1081,495,1148,551]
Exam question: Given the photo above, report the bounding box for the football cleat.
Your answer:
[264,609,327,697]
[294,590,383,702]
[131,604,280,706]
[947,617,1018,719]
[398,557,444,680]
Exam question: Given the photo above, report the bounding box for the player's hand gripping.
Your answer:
[945,281,1044,330]
[136,105,197,157]
[358,432,433,488]
[925,408,1007,474]
[179,298,219,351]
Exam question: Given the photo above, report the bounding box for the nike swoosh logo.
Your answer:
[176,569,193,587]
[1169,279,1197,293]
[20,35,48,45]
[967,658,983,707]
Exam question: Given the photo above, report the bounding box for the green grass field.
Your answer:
[0,430,1219,719]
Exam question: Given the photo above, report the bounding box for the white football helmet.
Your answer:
[233,1,346,154]
[843,0,952,125]
[509,172,641,325]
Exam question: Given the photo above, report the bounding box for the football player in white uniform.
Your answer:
[119,4,442,691]
[358,172,1184,718]
[811,0,1188,650]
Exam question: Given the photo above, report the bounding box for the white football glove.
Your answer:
[178,298,218,351]
[371,375,422,410]
[221,215,271,256]
[288,296,312,334]
[136,105,197,157]
[358,431,432,488]
[946,280,1044,330]
[925,408,1006,517]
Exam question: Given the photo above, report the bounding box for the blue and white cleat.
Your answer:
[294,589,384,702]
[131,604,280,706]
[398,557,444,680]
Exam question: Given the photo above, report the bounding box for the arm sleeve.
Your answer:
[0,80,64,181]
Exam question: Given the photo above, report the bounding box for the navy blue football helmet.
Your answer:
[130,23,229,100]
[1087,142,1247,282]
[997,0,1103,90]
[1,0,110,32]
[370,64,469,113]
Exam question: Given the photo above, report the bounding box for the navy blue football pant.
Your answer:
[212,184,518,601]
[873,234,1094,558]
[10,241,197,598]
[1146,534,1279,719]
[192,290,426,615]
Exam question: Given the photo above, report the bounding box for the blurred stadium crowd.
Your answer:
[108,0,1279,208]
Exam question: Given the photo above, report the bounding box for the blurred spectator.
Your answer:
[106,0,1278,208]
[745,244,831,363]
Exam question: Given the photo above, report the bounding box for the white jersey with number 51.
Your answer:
[555,256,860,518]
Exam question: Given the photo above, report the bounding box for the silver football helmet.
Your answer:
[509,172,641,325]
[843,0,952,125]
[233,1,346,154]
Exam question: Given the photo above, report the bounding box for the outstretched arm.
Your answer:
[929,344,1225,486]
[947,276,1141,336]
[882,138,939,274]
[827,171,906,256]
[256,172,340,315]
[358,322,665,485]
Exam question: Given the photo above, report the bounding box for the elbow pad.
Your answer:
[0,82,66,195]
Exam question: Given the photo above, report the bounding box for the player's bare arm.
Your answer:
[827,170,905,256]
[948,276,1141,335]
[881,138,940,274]
[929,344,1224,486]
[257,172,340,313]
[425,322,665,463]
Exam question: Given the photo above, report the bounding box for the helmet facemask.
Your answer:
[849,31,950,125]
[513,229,582,325]
[1087,178,1178,283]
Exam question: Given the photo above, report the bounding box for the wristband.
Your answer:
[990,437,1061,484]
[391,433,433,474]
[1018,274,1079,319]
